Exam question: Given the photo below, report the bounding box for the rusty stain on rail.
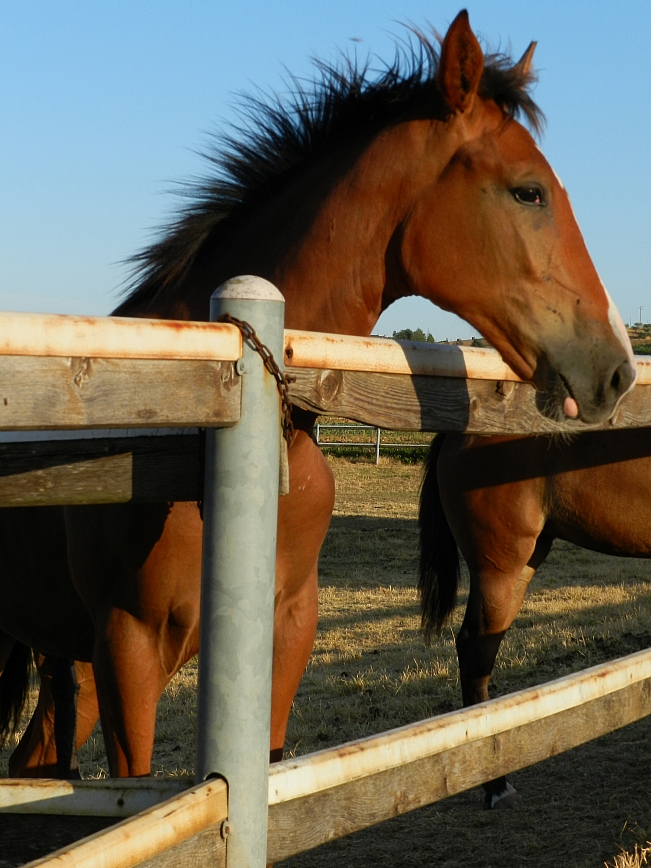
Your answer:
[1,312,651,384]
[268,646,651,805]
[0,312,242,361]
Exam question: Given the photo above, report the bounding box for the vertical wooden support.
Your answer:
[196,276,284,868]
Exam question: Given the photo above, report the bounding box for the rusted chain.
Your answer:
[216,313,295,447]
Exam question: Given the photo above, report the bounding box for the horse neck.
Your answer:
[277,119,456,337]
[150,117,457,335]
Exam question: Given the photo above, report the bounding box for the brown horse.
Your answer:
[0,11,635,778]
[419,426,651,807]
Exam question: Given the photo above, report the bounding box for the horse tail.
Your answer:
[0,642,33,748]
[418,434,460,643]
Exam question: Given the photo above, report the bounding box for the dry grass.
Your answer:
[607,843,651,868]
[3,453,651,865]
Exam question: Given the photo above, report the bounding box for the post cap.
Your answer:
[212,276,284,302]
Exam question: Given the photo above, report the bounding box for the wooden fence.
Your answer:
[2,317,651,509]
[1,296,651,867]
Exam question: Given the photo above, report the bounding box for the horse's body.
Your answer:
[0,12,636,777]
[419,427,651,806]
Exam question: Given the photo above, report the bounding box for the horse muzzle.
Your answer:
[534,348,637,425]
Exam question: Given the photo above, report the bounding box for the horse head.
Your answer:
[398,11,635,424]
[119,10,635,426]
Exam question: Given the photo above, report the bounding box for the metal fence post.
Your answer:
[375,427,381,465]
[196,275,284,868]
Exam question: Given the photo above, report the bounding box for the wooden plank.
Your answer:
[268,679,651,861]
[0,311,241,361]
[0,357,240,430]
[4,385,651,507]
[267,662,651,862]
[0,435,201,506]
[287,368,651,434]
[135,827,225,868]
[1,356,648,439]
[23,779,227,868]
[0,777,191,818]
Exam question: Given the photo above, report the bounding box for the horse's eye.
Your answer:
[512,186,544,206]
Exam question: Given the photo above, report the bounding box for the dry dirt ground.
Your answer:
[3,451,651,866]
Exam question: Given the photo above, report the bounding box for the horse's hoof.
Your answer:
[487,782,523,810]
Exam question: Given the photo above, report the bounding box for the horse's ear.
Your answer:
[513,41,537,77]
[438,10,484,114]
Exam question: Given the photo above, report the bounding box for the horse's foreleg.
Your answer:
[51,658,82,778]
[75,660,100,752]
[66,500,202,778]
[458,529,554,807]
[457,564,537,707]
[270,565,319,761]
[270,431,335,762]
[92,609,165,777]
[439,443,553,808]
[55,660,98,776]
[457,563,537,808]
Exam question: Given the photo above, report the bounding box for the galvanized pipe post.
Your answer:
[196,276,284,868]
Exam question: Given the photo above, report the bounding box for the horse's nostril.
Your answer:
[611,360,636,398]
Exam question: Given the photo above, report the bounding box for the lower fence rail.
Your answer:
[22,779,227,868]
[266,647,651,862]
[0,778,190,817]
[7,646,651,867]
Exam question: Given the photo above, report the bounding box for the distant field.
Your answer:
[3,451,651,866]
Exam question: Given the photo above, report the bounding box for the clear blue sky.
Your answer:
[1,1,649,340]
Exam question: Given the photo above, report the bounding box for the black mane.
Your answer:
[116,29,543,315]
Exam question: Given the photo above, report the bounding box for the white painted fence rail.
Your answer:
[0,311,242,361]
[3,309,651,384]
[269,646,651,804]
[284,328,651,384]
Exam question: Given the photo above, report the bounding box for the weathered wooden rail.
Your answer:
[1,297,651,867]
[2,322,651,508]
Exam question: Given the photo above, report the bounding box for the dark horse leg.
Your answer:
[456,550,550,806]
[50,657,80,778]
[16,656,85,779]
[436,433,553,807]
[0,505,98,778]
[8,658,99,778]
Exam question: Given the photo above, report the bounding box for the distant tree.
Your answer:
[392,328,435,343]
